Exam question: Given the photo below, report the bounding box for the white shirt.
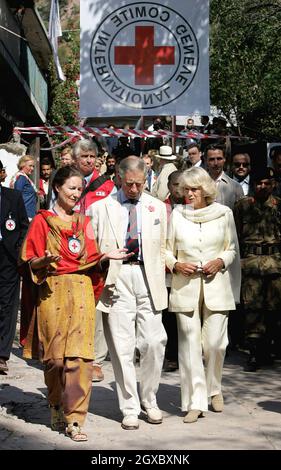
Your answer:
[118,189,143,260]
[215,173,223,185]
[42,180,49,195]
[233,175,250,195]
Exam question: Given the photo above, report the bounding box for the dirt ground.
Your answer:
[0,345,280,454]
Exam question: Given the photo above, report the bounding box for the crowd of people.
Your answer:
[0,121,280,441]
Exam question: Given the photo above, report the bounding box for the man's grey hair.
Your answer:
[118,156,148,179]
[72,139,98,158]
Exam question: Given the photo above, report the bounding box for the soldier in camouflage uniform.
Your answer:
[233,168,281,371]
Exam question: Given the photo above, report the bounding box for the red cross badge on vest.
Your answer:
[5,218,16,231]
[68,236,81,255]
[90,2,199,110]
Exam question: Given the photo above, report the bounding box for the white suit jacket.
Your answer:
[88,191,168,312]
[151,162,177,201]
[166,203,241,312]
[216,172,244,209]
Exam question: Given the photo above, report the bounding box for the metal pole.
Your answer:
[172,116,176,153]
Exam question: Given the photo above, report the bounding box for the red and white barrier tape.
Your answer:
[14,126,215,140]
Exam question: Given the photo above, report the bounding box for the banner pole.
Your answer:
[140,115,145,154]
[172,116,176,153]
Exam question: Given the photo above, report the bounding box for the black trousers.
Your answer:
[0,242,20,359]
[162,289,178,362]
[162,309,178,362]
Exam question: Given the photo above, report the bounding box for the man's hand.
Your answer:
[102,248,135,261]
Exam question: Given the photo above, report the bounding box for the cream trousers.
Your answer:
[103,264,167,416]
[94,309,108,366]
[176,280,228,412]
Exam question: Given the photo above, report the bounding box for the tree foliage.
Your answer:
[47,32,80,126]
[43,0,281,139]
[210,0,281,141]
[37,0,80,127]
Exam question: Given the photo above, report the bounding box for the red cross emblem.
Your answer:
[5,219,16,231]
[68,237,81,254]
[89,2,199,111]
[115,26,175,85]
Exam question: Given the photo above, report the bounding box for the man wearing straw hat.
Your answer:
[151,146,177,201]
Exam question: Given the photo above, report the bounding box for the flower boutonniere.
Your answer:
[147,205,155,212]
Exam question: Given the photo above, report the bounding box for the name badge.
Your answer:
[5,218,16,231]
[68,236,81,254]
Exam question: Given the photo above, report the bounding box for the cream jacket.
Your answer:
[151,162,177,201]
[88,192,168,312]
[165,203,241,312]
[216,172,244,210]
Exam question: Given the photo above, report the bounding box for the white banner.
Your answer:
[80,0,209,117]
[49,0,65,81]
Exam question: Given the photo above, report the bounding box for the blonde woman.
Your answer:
[166,167,241,423]
[60,147,74,167]
[11,155,37,220]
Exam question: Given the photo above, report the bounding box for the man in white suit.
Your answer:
[89,156,167,430]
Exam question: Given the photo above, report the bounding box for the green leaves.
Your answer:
[210,0,281,140]
[47,34,80,127]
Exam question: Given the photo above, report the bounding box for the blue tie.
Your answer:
[147,171,152,191]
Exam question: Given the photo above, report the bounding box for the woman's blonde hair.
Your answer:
[61,146,73,157]
[179,167,217,205]
[17,154,35,170]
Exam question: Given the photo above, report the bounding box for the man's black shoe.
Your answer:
[244,357,259,372]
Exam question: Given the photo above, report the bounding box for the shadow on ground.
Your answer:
[257,400,281,414]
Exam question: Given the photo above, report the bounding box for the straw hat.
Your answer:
[154,146,177,161]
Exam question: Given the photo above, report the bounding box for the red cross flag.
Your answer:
[80,0,209,117]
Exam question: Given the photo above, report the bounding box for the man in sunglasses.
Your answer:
[232,153,253,196]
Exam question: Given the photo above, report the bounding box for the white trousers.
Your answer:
[94,309,108,366]
[103,264,167,417]
[177,281,228,412]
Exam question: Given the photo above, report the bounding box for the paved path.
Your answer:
[0,347,280,451]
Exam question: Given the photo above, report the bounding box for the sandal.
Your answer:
[50,405,65,432]
[65,423,88,442]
